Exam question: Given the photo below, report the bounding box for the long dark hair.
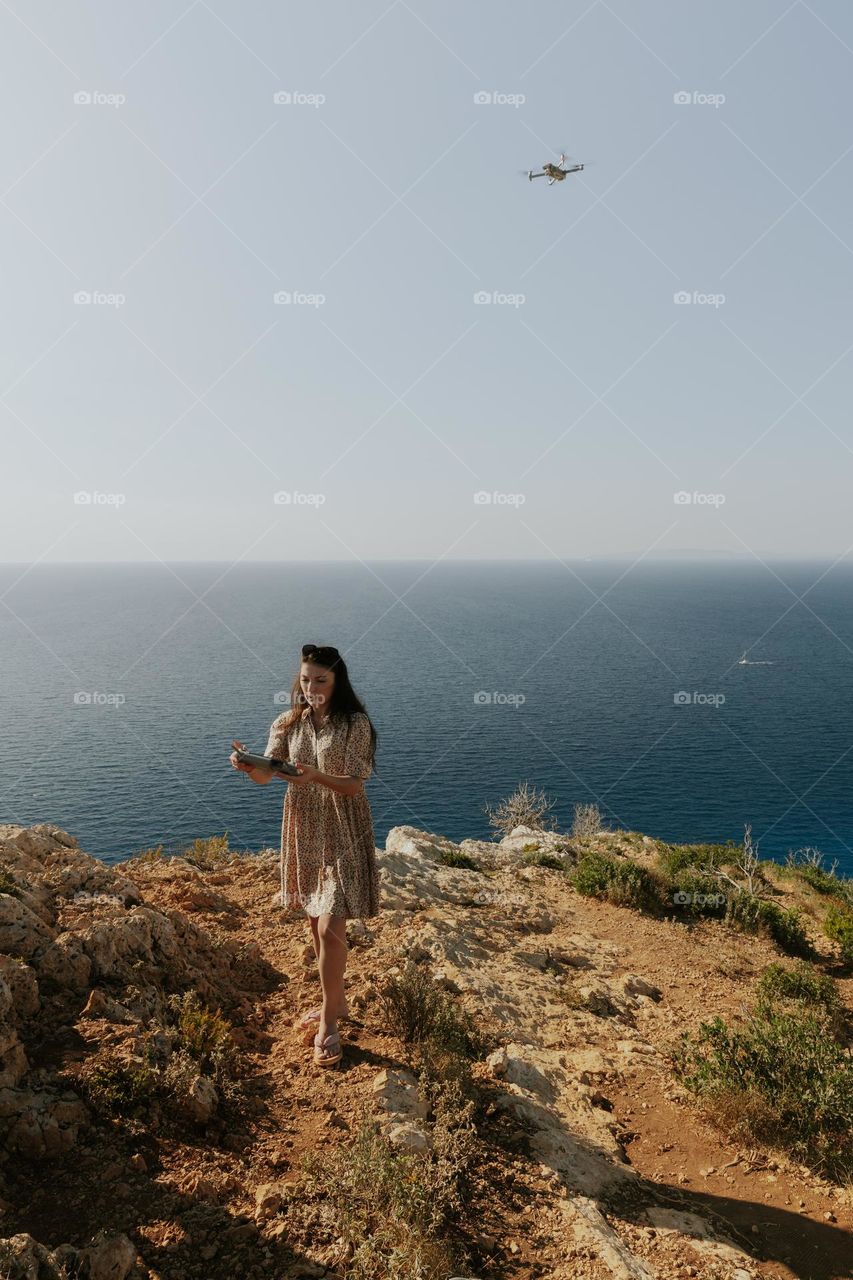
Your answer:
[282,644,377,771]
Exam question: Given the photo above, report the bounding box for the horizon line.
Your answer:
[1,553,850,567]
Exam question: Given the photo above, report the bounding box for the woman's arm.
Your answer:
[285,716,372,797]
[321,771,364,797]
[289,763,363,797]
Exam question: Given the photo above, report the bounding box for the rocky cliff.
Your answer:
[0,820,850,1280]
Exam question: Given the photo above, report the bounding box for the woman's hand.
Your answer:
[229,740,254,773]
[286,759,318,785]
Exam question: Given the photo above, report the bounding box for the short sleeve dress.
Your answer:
[264,708,380,918]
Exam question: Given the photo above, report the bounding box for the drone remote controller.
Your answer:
[234,748,300,776]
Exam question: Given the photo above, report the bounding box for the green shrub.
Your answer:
[667,871,728,917]
[656,842,738,878]
[756,961,842,1026]
[85,1054,159,1117]
[165,991,234,1074]
[438,848,479,870]
[725,892,812,956]
[572,851,661,912]
[672,1005,853,1179]
[295,1105,473,1280]
[83,993,241,1124]
[0,869,23,898]
[795,863,846,895]
[521,848,566,870]
[824,906,853,965]
[179,833,233,870]
[378,961,490,1059]
[778,849,852,901]
[128,843,165,864]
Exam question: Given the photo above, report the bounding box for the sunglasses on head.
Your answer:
[301,644,340,662]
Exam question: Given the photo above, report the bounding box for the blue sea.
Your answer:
[2,560,852,876]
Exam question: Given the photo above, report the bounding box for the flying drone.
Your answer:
[527,152,585,185]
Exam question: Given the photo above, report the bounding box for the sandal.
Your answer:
[295,1005,351,1031]
[296,1005,324,1028]
[313,1028,343,1067]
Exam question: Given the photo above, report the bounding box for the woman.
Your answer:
[230,643,379,1068]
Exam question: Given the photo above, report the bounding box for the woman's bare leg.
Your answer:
[315,913,349,1048]
[307,913,321,961]
[305,913,349,1019]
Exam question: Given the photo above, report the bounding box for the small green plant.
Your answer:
[179,834,233,870]
[128,843,166,864]
[656,841,737,878]
[667,871,729,917]
[85,1052,160,1117]
[823,906,853,965]
[83,992,241,1124]
[484,780,559,836]
[562,979,620,1017]
[755,961,844,1031]
[572,850,662,912]
[415,1034,481,1121]
[521,848,566,870]
[571,802,605,838]
[294,1105,472,1280]
[782,847,852,902]
[725,892,812,956]
[378,961,490,1059]
[438,848,480,870]
[795,864,844,895]
[164,990,234,1074]
[672,1002,853,1180]
[0,869,22,898]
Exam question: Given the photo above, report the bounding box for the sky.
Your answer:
[3,0,853,563]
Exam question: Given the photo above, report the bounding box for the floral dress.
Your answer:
[265,707,379,918]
